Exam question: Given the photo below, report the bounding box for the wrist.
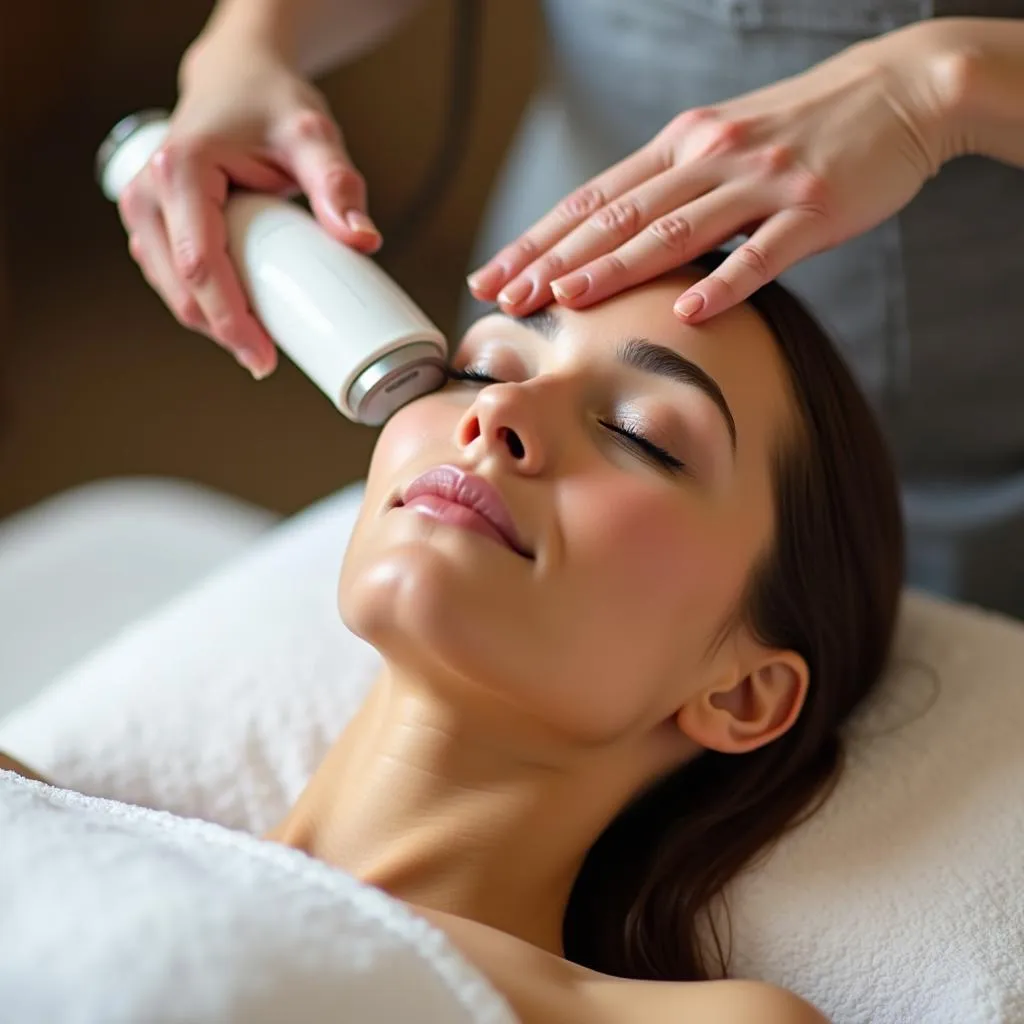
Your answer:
[180,29,294,97]
[914,21,984,161]
[860,20,976,167]
[180,3,302,93]
[903,18,1023,164]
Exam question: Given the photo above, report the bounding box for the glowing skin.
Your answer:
[1,265,825,1021]
[273,270,810,966]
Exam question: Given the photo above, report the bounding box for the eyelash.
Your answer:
[446,367,498,385]
[445,367,686,473]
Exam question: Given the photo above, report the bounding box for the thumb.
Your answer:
[281,110,382,252]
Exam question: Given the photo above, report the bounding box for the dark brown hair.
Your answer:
[562,253,905,980]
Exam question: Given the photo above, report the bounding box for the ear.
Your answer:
[675,649,809,754]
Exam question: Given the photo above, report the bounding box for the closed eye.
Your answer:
[599,421,686,473]
[446,367,501,385]
[447,367,686,474]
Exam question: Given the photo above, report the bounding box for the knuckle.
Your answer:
[558,186,605,223]
[734,242,771,281]
[173,241,209,286]
[707,273,738,304]
[174,297,205,329]
[127,233,144,263]
[699,118,746,158]
[668,107,714,134]
[755,143,794,176]
[150,139,200,185]
[118,180,150,223]
[645,141,674,174]
[323,163,365,202]
[538,251,567,278]
[148,146,175,185]
[289,109,338,144]
[509,236,539,265]
[323,163,362,189]
[790,170,830,212]
[599,252,629,279]
[647,213,692,253]
[210,315,244,345]
[589,198,643,240]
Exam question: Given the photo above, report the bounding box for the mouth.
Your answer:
[392,465,534,560]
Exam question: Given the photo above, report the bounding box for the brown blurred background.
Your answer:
[0,0,544,520]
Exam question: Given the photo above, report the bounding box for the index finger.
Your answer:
[467,145,669,299]
[157,157,277,371]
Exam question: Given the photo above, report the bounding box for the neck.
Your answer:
[270,665,678,955]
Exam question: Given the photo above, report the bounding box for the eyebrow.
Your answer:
[512,309,738,452]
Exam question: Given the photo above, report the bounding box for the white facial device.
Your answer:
[96,110,449,426]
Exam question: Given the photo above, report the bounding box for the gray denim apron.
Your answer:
[465,0,1024,617]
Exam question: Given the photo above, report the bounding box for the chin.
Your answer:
[339,542,452,645]
[338,540,650,742]
[337,523,526,683]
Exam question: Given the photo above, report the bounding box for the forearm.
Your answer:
[920,17,1024,168]
[184,0,425,80]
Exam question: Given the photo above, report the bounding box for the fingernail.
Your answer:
[497,278,533,307]
[467,264,505,295]
[675,293,705,319]
[551,273,590,301]
[345,210,380,238]
[236,347,270,380]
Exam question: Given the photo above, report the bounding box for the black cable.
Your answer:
[384,0,483,252]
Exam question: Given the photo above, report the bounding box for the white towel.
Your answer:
[0,770,515,1024]
[725,592,1024,1022]
[0,488,377,836]
[1,483,1022,1022]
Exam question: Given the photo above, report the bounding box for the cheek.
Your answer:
[364,396,455,494]
[341,398,449,588]
[563,478,728,612]
[527,478,733,740]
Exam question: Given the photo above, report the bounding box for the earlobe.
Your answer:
[676,651,809,755]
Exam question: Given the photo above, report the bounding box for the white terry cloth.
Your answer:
[724,596,1024,1023]
[1,483,1022,1022]
[0,487,375,835]
[0,770,515,1024]
[0,478,276,716]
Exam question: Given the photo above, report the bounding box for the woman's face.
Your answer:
[339,271,798,745]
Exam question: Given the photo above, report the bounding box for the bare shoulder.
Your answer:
[413,902,828,1024]
[583,976,831,1024]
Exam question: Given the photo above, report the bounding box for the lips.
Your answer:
[395,465,532,559]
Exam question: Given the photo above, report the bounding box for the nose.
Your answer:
[456,381,550,475]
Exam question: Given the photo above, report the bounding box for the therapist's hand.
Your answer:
[468,22,962,323]
[119,42,380,378]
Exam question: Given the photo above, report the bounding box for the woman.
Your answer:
[4,261,902,1018]
[2,262,899,1019]
[117,0,1024,617]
